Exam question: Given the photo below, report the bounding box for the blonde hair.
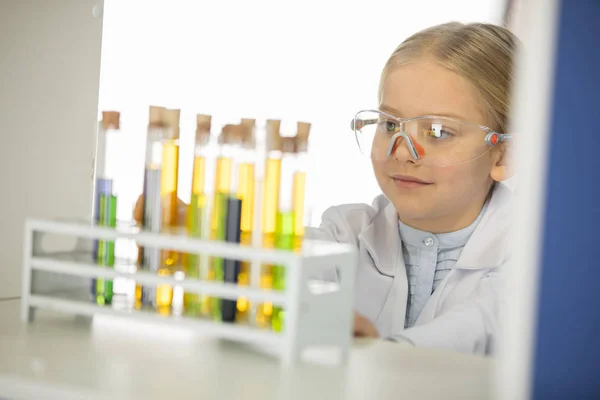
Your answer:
[380,22,518,133]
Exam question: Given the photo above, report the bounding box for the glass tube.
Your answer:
[261,120,282,235]
[256,120,282,328]
[235,119,256,324]
[154,109,181,315]
[94,111,121,306]
[271,137,298,333]
[204,125,233,320]
[184,114,213,316]
[293,122,311,238]
[221,124,245,323]
[139,125,164,309]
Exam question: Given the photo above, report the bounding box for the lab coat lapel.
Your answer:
[415,183,512,324]
[358,198,408,337]
[455,183,513,269]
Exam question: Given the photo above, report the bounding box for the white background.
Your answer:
[98,0,505,226]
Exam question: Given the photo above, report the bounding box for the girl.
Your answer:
[308,21,517,355]
[134,22,517,355]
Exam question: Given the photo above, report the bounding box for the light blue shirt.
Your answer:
[399,204,487,328]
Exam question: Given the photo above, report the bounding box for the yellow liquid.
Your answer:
[238,163,255,233]
[255,233,275,328]
[235,232,252,324]
[255,157,280,327]
[262,158,281,235]
[292,171,306,237]
[234,162,255,324]
[210,157,232,234]
[157,140,179,311]
[191,156,206,198]
[184,155,207,315]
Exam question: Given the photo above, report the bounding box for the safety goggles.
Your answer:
[351,109,512,167]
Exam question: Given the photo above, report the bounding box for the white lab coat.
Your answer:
[305,183,512,355]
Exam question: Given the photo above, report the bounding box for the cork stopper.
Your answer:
[241,118,256,129]
[240,118,256,148]
[101,111,120,130]
[162,108,181,139]
[148,106,165,128]
[281,137,296,154]
[219,124,243,145]
[266,119,282,152]
[196,114,212,132]
[296,121,311,152]
[229,124,244,145]
[218,125,229,145]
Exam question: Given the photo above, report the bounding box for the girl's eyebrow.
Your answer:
[379,103,468,121]
[379,104,403,117]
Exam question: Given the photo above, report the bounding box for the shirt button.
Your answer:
[424,237,435,247]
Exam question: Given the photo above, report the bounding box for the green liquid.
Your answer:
[184,193,205,316]
[272,211,295,333]
[97,194,117,305]
[210,192,228,321]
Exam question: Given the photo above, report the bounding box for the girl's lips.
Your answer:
[391,174,433,189]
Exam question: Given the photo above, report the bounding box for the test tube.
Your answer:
[248,122,267,327]
[155,108,181,314]
[221,126,244,322]
[293,122,311,240]
[205,125,233,320]
[271,136,298,332]
[256,120,282,328]
[262,120,282,235]
[138,106,166,309]
[94,111,121,306]
[235,118,257,324]
[184,114,213,316]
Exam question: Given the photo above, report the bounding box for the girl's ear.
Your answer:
[490,144,514,182]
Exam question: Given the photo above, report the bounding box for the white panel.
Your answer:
[493,0,561,399]
[0,1,104,297]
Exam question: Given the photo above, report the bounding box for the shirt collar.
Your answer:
[398,200,488,250]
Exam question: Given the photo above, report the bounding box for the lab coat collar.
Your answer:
[455,183,512,269]
[357,183,512,274]
[357,196,401,277]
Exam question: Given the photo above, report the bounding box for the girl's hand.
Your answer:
[133,195,187,226]
[353,312,379,338]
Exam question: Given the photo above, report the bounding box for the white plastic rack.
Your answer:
[21,218,358,366]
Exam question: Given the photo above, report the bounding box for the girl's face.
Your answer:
[374,58,507,233]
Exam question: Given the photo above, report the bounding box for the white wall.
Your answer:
[0,0,104,298]
[98,0,505,227]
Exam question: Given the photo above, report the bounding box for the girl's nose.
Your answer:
[389,133,424,162]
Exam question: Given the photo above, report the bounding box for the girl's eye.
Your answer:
[426,124,454,139]
[384,120,397,133]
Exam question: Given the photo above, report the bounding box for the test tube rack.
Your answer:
[20,218,358,366]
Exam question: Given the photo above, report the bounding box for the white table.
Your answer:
[0,299,491,400]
